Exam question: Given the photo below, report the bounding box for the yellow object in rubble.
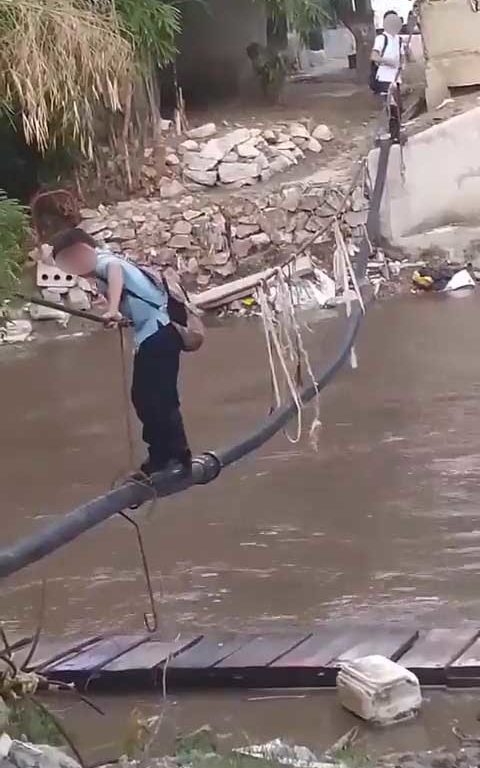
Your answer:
[412,270,434,289]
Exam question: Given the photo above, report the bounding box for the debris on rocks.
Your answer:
[412,265,476,292]
[235,739,333,768]
[336,655,422,725]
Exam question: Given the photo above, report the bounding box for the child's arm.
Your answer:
[104,261,124,322]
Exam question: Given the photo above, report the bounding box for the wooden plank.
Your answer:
[215,634,311,669]
[192,256,313,310]
[168,635,255,670]
[46,635,148,682]
[16,636,102,672]
[335,627,418,664]
[398,628,479,685]
[102,636,201,673]
[446,633,480,686]
[272,627,368,668]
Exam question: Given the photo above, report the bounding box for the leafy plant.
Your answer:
[263,0,331,41]
[0,190,29,298]
[114,0,182,69]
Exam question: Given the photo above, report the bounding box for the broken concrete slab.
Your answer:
[184,168,217,187]
[218,161,259,184]
[187,122,217,140]
[200,128,251,162]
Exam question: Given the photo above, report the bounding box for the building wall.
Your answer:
[177,0,267,103]
[421,0,480,107]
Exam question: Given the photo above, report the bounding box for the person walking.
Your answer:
[370,10,405,143]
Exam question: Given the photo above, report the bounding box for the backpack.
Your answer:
[124,262,205,352]
[369,34,388,92]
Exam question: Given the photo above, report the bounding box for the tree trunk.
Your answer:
[350,20,375,82]
[267,11,288,51]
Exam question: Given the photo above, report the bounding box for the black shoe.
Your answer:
[140,458,191,477]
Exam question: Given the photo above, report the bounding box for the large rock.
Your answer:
[282,187,302,212]
[179,139,200,152]
[211,261,236,277]
[8,742,80,768]
[187,123,217,140]
[183,168,217,187]
[250,232,271,248]
[205,251,231,266]
[232,238,253,259]
[307,137,323,153]
[218,161,259,184]
[259,208,288,235]
[173,220,193,235]
[237,140,260,159]
[312,124,333,142]
[289,122,310,139]
[276,140,296,151]
[184,153,218,172]
[168,234,192,249]
[200,128,251,163]
[235,223,260,239]
[159,179,185,198]
[222,151,239,163]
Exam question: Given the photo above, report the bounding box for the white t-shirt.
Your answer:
[373,33,403,83]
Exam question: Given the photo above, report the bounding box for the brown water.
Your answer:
[2,292,480,758]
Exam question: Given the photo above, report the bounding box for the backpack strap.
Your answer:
[381,33,388,56]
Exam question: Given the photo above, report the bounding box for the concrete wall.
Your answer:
[421,0,480,107]
[369,108,480,255]
[177,0,266,103]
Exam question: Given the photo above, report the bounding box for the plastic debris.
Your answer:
[443,268,475,292]
[0,320,33,344]
[235,739,337,768]
[412,265,476,293]
[337,655,422,725]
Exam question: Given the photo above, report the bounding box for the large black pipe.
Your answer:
[0,141,391,579]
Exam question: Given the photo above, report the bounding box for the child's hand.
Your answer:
[103,309,123,327]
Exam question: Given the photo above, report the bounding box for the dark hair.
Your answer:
[51,227,97,259]
[383,9,399,18]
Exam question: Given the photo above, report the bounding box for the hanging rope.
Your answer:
[257,282,303,444]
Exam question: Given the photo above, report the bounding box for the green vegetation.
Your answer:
[0,190,29,299]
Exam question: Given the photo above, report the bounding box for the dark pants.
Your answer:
[131,324,191,472]
[377,82,402,143]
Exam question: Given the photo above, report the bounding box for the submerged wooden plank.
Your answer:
[446,632,480,686]
[272,627,370,668]
[102,636,201,673]
[18,636,103,672]
[47,635,148,681]
[399,628,479,685]
[168,635,254,670]
[336,627,418,664]
[215,634,311,669]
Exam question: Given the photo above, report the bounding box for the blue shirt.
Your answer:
[95,252,170,347]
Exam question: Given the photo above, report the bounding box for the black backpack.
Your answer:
[369,34,388,92]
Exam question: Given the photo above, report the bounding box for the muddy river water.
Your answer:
[2,292,480,758]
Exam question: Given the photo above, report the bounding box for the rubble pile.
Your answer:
[79,182,368,290]
[138,120,334,194]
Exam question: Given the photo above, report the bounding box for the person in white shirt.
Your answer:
[370,10,404,142]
